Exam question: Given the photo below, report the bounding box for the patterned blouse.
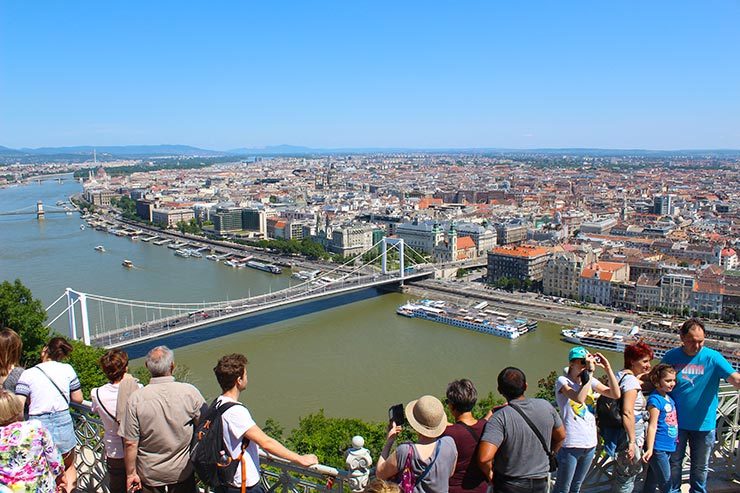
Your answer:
[0,419,64,492]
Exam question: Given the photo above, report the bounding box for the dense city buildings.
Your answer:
[6,150,739,320]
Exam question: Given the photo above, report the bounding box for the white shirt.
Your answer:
[556,374,600,448]
[15,361,81,415]
[216,395,260,487]
[91,382,124,458]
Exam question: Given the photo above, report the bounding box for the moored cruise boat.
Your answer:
[397,299,536,339]
[561,327,740,372]
[174,249,190,258]
[245,260,282,274]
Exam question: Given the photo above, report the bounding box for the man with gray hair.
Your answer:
[121,346,206,493]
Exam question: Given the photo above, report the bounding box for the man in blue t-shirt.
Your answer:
[661,318,740,493]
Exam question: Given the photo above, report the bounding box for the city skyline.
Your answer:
[2,1,739,149]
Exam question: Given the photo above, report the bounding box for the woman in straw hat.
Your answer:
[376,395,458,493]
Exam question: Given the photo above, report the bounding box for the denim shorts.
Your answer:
[32,409,77,454]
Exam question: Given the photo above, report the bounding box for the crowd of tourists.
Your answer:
[0,317,739,493]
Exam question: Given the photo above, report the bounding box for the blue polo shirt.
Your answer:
[662,347,734,431]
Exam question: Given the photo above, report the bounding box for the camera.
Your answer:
[388,404,406,425]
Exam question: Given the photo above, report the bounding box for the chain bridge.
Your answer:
[0,200,75,218]
[46,238,438,349]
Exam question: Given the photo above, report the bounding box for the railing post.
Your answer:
[345,436,373,493]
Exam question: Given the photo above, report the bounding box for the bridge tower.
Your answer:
[381,237,405,278]
[36,200,45,220]
[66,288,91,345]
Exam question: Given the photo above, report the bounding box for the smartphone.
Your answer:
[388,404,406,425]
[579,369,591,385]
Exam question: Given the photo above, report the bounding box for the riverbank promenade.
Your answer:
[70,386,740,493]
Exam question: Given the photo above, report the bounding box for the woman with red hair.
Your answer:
[604,341,654,493]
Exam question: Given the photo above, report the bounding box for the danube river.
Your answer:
[1,177,587,428]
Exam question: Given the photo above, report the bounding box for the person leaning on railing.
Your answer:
[211,353,318,493]
[661,318,740,493]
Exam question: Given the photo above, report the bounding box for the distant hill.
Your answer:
[2,144,739,159]
[13,145,226,157]
[0,146,27,157]
[228,144,319,155]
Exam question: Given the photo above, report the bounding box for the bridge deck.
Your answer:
[92,270,433,349]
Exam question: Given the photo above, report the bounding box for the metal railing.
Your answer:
[70,403,367,493]
[71,386,739,493]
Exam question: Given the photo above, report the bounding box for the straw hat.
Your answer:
[404,395,447,438]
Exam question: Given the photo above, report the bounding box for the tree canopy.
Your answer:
[0,279,49,366]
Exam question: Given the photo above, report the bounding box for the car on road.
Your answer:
[576,310,583,314]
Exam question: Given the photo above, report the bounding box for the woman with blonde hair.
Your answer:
[0,328,24,392]
[0,389,65,491]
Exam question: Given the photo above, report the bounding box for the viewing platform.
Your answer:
[70,386,740,492]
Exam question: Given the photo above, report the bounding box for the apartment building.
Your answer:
[151,208,195,228]
[659,272,695,311]
[395,220,445,254]
[330,224,375,257]
[578,262,630,306]
[543,251,592,299]
[496,222,528,246]
[84,189,117,207]
[456,222,497,255]
[487,245,552,284]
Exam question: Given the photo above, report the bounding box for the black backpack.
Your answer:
[595,374,626,429]
[191,399,251,492]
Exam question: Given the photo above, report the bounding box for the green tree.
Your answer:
[286,410,389,469]
[0,279,49,366]
[535,370,558,404]
[262,417,285,442]
[176,218,202,235]
[66,339,107,399]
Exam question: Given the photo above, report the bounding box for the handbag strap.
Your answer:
[35,366,69,404]
[416,439,442,484]
[457,421,482,442]
[95,388,117,422]
[507,401,552,459]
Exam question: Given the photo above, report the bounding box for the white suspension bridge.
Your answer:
[45,238,438,349]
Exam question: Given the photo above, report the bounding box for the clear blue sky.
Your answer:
[1,1,739,150]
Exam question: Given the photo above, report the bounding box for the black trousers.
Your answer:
[494,475,549,493]
[106,457,126,493]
